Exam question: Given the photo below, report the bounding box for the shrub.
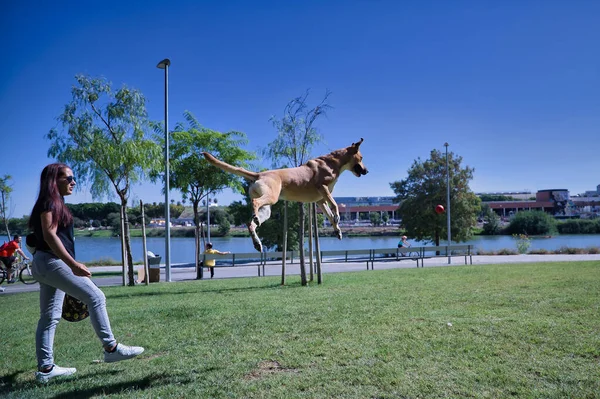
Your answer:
[587,246,600,254]
[557,219,600,234]
[513,234,531,254]
[554,246,586,254]
[507,210,557,236]
[497,248,518,255]
[529,248,550,255]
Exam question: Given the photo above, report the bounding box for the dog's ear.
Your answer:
[352,138,364,149]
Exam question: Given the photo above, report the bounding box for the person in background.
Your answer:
[0,235,30,283]
[29,163,144,383]
[204,242,231,279]
[397,235,411,256]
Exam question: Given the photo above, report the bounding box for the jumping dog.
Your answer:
[202,138,368,252]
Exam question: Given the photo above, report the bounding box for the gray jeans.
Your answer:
[32,251,116,369]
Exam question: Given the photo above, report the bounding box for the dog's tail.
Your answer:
[202,152,259,181]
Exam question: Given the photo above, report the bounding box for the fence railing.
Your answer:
[200,245,474,275]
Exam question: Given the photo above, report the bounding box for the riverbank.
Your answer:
[74,225,409,238]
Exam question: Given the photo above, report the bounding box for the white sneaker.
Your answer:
[104,343,145,363]
[35,365,77,383]
[0,286,4,292]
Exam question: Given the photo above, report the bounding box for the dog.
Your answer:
[202,138,368,252]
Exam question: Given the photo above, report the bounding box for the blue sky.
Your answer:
[2,1,599,218]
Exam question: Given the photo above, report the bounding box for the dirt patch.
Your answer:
[244,360,299,380]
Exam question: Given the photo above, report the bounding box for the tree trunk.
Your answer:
[193,201,202,279]
[312,203,323,284]
[281,201,287,285]
[298,203,307,286]
[435,230,440,256]
[308,204,314,282]
[120,198,135,286]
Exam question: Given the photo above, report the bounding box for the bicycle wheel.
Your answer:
[20,264,37,285]
[0,269,5,285]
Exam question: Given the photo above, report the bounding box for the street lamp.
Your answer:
[157,58,172,282]
[444,142,451,264]
[206,195,211,242]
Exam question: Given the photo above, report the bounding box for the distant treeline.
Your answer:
[4,202,231,236]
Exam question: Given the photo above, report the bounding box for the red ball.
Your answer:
[435,204,445,214]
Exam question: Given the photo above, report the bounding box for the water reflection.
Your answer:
[71,234,600,263]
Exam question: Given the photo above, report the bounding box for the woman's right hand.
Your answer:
[71,262,92,277]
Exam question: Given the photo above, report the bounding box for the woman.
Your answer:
[29,163,144,383]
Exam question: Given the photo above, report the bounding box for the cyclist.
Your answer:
[0,235,30,283]
[397,235,411,256]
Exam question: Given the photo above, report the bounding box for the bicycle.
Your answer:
[0,259,37,285]
[398,246,419,259]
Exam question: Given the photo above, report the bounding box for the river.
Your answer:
[70,234,600,263]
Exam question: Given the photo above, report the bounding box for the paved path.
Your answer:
[2,254,599,295]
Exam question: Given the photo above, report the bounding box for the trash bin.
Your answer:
[138,251,162,283]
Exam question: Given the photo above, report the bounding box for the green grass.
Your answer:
[1,262,599,398]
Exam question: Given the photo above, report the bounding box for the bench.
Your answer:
[200,244,474,277]
[418,245,473,267]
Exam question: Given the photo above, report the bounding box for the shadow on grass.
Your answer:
[0,371,23,396]
[106,282,285,299]
[49,372,192,399]
[0,371,194,399]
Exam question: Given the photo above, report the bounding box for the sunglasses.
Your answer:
[64,176,76,183]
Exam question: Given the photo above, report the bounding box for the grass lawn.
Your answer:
[1,261,599,398]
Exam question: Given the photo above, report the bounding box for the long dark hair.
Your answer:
[29,163,74,229]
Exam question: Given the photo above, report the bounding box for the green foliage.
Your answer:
[227,200,253,227]
[261,90,331,262]
[47,75,163,201]
[265,90,331,167]
[47,74,163,285]
[218,218,231,236]
[106,212,121,230]
[481,204,501,235]
[369,212,382,226]
[0,175,13,238]
[507,210,557,235]
[164,111,255,241]
[381,212,390,225]
[557,219,600,234]
[257,201,300,251]
[513,233,531,254]
[7,215,28,235]
[390,149,481,245]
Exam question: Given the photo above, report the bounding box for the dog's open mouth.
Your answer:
[353,164,368,176]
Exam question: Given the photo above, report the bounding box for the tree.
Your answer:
[0,175,13,239]
[382,212,390,226]
[369,212,382,227]
[507,210,556,236]
[390,149,480,246]
[481,204,501,235]
[165,111,255,273]
[265,89,332,285]
[227,200,253,227]
[47,75,162,286]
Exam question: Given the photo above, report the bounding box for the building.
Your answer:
[485,188,600,218]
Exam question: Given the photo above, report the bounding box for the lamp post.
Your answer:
[444,142,451,264]
[157,58,172,282]
[206,195,211,242]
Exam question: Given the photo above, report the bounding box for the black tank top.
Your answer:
[31,204,75,259]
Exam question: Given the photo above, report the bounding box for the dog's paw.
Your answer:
[335,230,343,240]
[252,237,263,252]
